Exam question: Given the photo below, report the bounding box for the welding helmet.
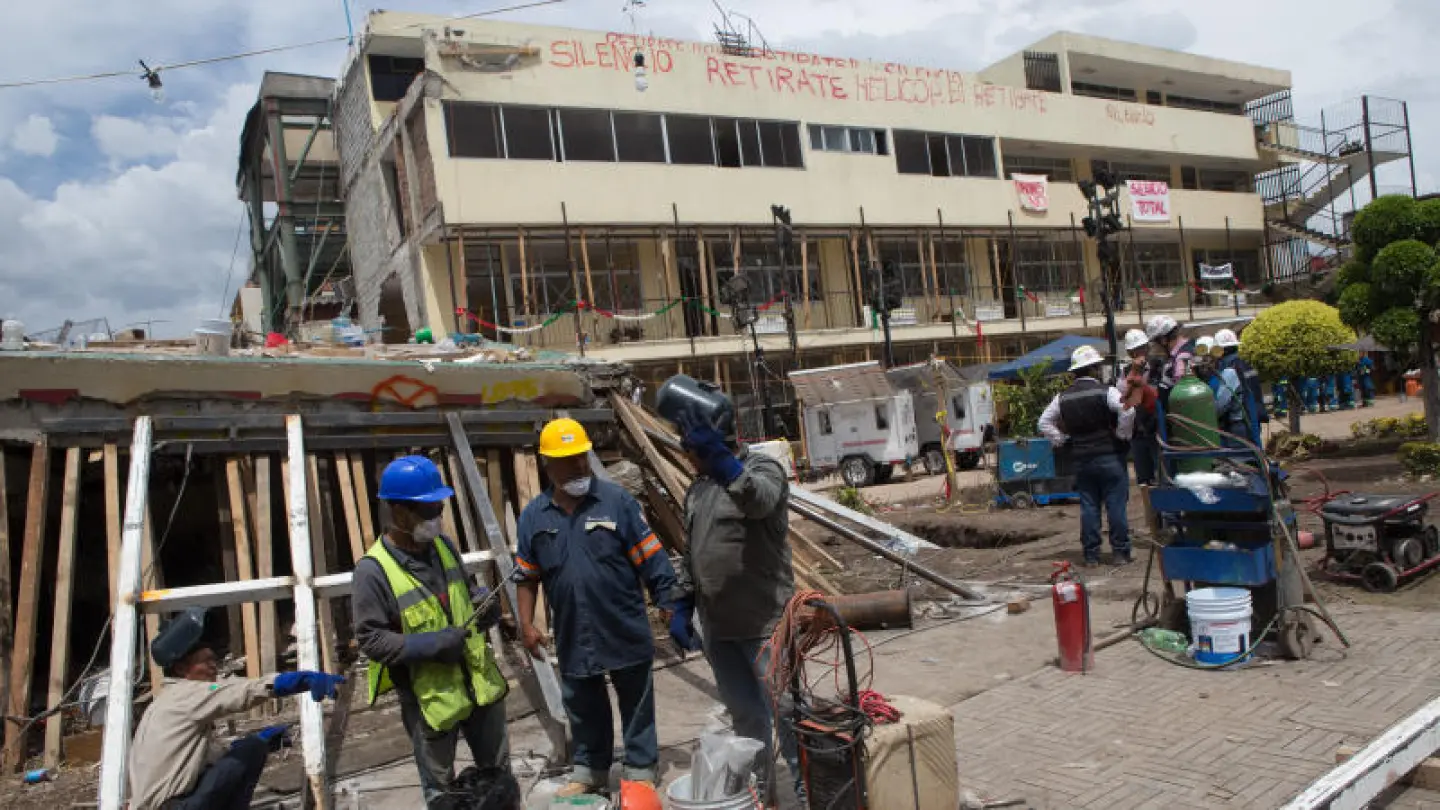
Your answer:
[151,607,208,669]
[655,374,735,436]
[378,456,455,502]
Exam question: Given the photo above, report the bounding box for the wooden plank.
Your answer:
[140,503,164,696]
[580,229,597,310]
[3,440,51,771]
[225,459,262,681]
[1284,696,1440,810]
[447,453,481,554]
[849,230,864,326]
[790,524,844,572]
[350,452,375,544]
[485,450,505,541]
[253,456,279,679]
[800,234,811,329]
[215,465,245,656]
[332,452,367,565]
[439,456,461,546]
[0,446,11,731]
[1335,746,1440,791]
[609,395,688,551]
[42,447,82,769]
[518,226,530,316]
[102,444,122,611]
[305,455,339,674]
[510,450,547,632]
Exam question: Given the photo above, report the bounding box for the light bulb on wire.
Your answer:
[139,60,164,104]
[633,51,648,92]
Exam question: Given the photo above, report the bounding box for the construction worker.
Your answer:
[352,455,511,809]
[1194,334,1216,360]
[1318,374,1337,412]
[660,378,801,803]
[1118,329,1159,486]
[515,418,678,797]
[1214,329,1266,443]
[1358,355,1377,406]
[128,608,344,810]
[1301,376,1320,414]
[1145,315,1192,407]
[1039,345,1137,566]
[1273,376,1290,417]
[1337,368,1356,410]
[1194,352,1251,449]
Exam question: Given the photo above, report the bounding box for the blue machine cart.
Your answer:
[993,438,1079,509]
[1143,413,1315,660]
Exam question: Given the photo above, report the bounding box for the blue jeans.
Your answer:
[703,636,802,801]
[1130,431,1158,486]
[169,735,268,810]
[1075,453,1130,561]
[561,660,658,785]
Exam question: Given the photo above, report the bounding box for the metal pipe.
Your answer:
[1069,212,1088,329]
[1362,96,1379,202]
[1178,214,1194,321]
[1403,101,1419,199]
[789,500,986,601]
[444,233,462,336]
[820,589,913,630]
[1008,210,1025,332]
[1226,216,1240,317]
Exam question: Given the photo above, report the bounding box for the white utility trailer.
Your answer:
[789,361,918,487]
[886,360,994,475]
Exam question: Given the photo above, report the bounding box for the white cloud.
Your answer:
[10,114,58,156]
[91,115,185,162]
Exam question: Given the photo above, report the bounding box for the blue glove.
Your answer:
[683,424,743,485]
[399,627,469,665]
[668,596,702,652]
[257,724,291,752]
[272,671,346,701]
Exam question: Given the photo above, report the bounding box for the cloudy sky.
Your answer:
[0,0,1434,337]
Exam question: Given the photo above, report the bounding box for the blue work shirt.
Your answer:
[515,478,676,679]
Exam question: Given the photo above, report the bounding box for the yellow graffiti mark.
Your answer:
[483,377,542,404]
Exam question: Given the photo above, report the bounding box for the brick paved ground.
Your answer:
[950,604,1440,808]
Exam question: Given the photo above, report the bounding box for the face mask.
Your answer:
[561,476,592,498]
[410,516,444,544]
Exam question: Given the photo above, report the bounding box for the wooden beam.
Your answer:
[609,395,688,551]
[849,230,864,326]
[215,465,245,657]
[253,456,279,679]
[3,441,52,771]
[485,450,505,544]
[332,453,367,565]
[140,504,164,695]
[518,226,530,317]
[447,453,481,555]
[0,446,11,731]
[580,229,597,310]
[42,447,82,769]
[800,234,811,330]
[103,444,122,611]
[225,459,262,681]
[349,453,375,544]
[305,455,339,673]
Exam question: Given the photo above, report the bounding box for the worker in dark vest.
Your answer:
[128,608,343,810]
[1038,345,1137,566]
[352,455,511,809]
[1213,328,1264,446]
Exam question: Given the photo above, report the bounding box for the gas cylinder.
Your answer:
[1050,562,1093,673]
[1167,372,1219,473]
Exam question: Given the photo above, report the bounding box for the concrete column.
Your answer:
[264,101,304,330]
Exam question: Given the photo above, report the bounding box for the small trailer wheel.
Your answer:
[1361,561,1400,593]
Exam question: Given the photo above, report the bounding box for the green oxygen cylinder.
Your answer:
[1168,372,1219,473]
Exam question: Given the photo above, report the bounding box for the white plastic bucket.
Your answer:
[665,774,759,810]
[1186,587,1253,665]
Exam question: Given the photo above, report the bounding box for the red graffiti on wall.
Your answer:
[973,84,1048,114]
[550,34,676,74]
[1105,103,1156,126]
[705,57,849,100]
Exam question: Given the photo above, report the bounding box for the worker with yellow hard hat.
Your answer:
[515,418,678,798]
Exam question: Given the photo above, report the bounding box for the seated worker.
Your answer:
[128,607,344,810]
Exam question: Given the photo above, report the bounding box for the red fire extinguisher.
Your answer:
[1050,561,1093,673]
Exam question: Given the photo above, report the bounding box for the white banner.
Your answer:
[1127,180,1171,222]
[1013,173,1049,212]
[1199,262,1234,281]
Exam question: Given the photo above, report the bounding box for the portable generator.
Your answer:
[1319,492,1440,592]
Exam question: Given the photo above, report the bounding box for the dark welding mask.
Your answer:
[151,607,208,669]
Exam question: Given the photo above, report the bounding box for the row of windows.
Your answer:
[808,124,889,156]
[894,131,999,178]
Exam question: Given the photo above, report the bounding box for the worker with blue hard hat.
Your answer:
[127,608,344,810]
[351,455,515,809]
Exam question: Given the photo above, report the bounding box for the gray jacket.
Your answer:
[682,450,794,641]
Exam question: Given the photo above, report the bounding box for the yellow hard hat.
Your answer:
[538,417,593,458]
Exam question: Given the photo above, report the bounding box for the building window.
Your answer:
[368,55,425,102]
[1014,240,1084,293]
[893,130,997,178]
[874,405,889,430]
[1072,81,1137,102]
[558,108,616,162]
[808,124,888,155]
[818,409,833,435]
[501,106,555,161]
[506,240,576,315]
[710,239,822,304]
[443,102,502,159]
[1146,90,1163,106]
[1003,154,1073,182]
[1128,242,1185,289]
[1166,94,1244,115]
[1193,248,1261,287]
[1095,160,1171,185]
[757,120,804,168]
[664,114,715,165]
[613,112,667,163]
[1023,52,1062,93]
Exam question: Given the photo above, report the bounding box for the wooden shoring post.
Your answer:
[3,440,52,772]
[305,455,339,674]
[140,504,164,695]
[580,228,598,318]
[800,232,812,329]
[918,230,934,320]
[283,416,333,809]
[849,229,864,327]
[42,447,82,769]
[349,452,375,543]
[439,452,462,545]
[696,227,712,335]
[225,458,262,681]
[332,452,367,565]
[103,444,123,610]
[0,446,11,728]
[446,453,481,555]
[510,450,546,631]
[253,455,279,680]
[518,226,531,318]
[485,449,505,537]
[216,464,245,655]
[927,232,942,324]
[98,417,153,810]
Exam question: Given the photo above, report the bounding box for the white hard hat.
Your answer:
[1069,345,1105,371]
[1214,328,1240,348]
[1195,336,1215,355]
[1145,315,1179,341]
[1124,329,1150,352]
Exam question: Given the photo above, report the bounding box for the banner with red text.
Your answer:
[1127,180,1171,222]
[1013,173,1049,212]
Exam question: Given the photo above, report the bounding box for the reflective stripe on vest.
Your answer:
[364,538,507,731]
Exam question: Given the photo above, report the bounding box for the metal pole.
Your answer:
[1008,210,1026,333]
[1362,96,1379,202]
[1321,109,1341,242]
[1178,215,1194,321]
[561,202,586,357]
[1128,215,1144,322]
[1070,212,1088,329]
[1403,101,1419,198]
[445,233,463,336]
[860,207,895,368]
[672,203,698,358]
[1226,215,1240,317]
[937,209,961,357]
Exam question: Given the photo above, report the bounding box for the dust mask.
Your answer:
[561,477,592,498]
[411,516,443,544]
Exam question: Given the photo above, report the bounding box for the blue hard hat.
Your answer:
[378,455,455,503]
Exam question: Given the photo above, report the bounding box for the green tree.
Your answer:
[1239,300,1356,433]
[1334,194,1440,441]
[994,363,1070,437]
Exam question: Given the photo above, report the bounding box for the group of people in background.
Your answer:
[1272,357,1377,416]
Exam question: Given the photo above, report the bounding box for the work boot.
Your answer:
[1112,552,1134,566]
[555,781,604,798]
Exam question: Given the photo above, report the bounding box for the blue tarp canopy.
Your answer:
[987,335,1108,381]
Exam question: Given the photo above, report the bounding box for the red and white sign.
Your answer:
[1127,180,1171,222]
[1013,173,1049,212]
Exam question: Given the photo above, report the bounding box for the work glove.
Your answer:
[272,671,347,701]
[668,596,702,653]
[399,627,469,665]
[468,586,503,633]
[682,422,743,486]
